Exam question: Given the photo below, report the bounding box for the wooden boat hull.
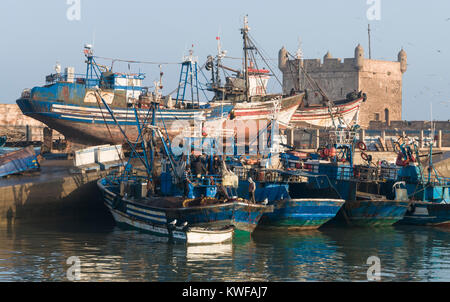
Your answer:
[107,202,234,244]
[98,179,272,233]
[397,202,450,226]
[237,182,344,229]
[17,98,233,146]
[331,199,410,227]
[259,198,345,230]
[215,93,304,130]
[290,97,364,128]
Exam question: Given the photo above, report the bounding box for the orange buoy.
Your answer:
[329,147,337,157]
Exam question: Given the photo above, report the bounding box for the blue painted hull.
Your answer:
[329,199,410,227]
[295,176,409,227]
[98,179,272,233]
[397,202,450,226]
[259,198,345,229]
[381,174,450,226]
[238,181,344,229]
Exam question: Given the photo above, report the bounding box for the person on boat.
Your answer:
[217,184,230,201]
[212,156,221,175]
[248,177,256,204]
[200,154,209,174]
[193,156,205,178]
[183,168,193,198]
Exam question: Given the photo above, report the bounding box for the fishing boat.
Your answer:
[16,46,233,147]
[278,46,366,129]
[99,178,234,244]
[96,96,273,240]
[0,146,40,177]
[224,120,345,230]
[290,94,365,128]
[231,168,345,230]
[205,16,304,129]
[285,127,410,227]
[98,174,270,234]
[377,135,450,226]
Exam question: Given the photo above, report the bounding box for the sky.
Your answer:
[0,0,449,121]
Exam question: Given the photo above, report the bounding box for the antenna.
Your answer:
[296,37,304,60]
[368,24,372,59]
[431,102,435,142]
[242,14,250,102]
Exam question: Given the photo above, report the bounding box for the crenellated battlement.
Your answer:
[278,44,407,128]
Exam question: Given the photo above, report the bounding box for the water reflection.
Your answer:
[0,218,448,281]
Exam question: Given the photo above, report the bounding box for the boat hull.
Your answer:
[259,198,345,230]
[17,98,232,146]
[107,202,234,244]
[331,199,410,227]
[98,179,271,233]
[290,97,363,128]
[397,202,450,226]
[215,93,304,129]
[238,182,344,229]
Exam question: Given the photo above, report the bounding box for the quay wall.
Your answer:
[0,166,109,226]
[0,104,63,141]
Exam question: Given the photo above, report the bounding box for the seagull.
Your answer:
[180,221,188,228]
[262,198,269,206]
[168,220,177,226]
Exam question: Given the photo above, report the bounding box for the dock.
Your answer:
[0,159,109,225]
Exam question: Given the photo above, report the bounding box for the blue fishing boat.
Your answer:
[16,45,233,146]
[232,169,345,230]
[98,174,270,235]
[379,136,450,226]
[102,194,234,244]
[282,127,410,227]
[95,90,272,239]
[0,146,40,178]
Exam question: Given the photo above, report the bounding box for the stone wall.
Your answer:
[0,104,62,141]
[279,45,406,129]
[358,60,403,126]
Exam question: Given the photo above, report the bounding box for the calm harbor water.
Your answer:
[0,216,449,282]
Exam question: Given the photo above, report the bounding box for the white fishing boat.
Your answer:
[290,96,365,128]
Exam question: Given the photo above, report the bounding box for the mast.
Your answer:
[368,24,372,60]
[241,15,250,102]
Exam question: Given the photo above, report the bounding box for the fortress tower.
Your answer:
[279,44,407,128]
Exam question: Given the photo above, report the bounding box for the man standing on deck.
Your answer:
[248,177,256,204]
[183,168,192,198]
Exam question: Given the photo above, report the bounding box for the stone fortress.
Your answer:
[278,44,408,128]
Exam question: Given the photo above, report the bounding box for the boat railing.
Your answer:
[45,73,89,85]
[328,130,358,145]
[106,170,148,185]
[188,174,223,187]
[303,163,402,183]
[415,174,450,186]
[232,166,308,183]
